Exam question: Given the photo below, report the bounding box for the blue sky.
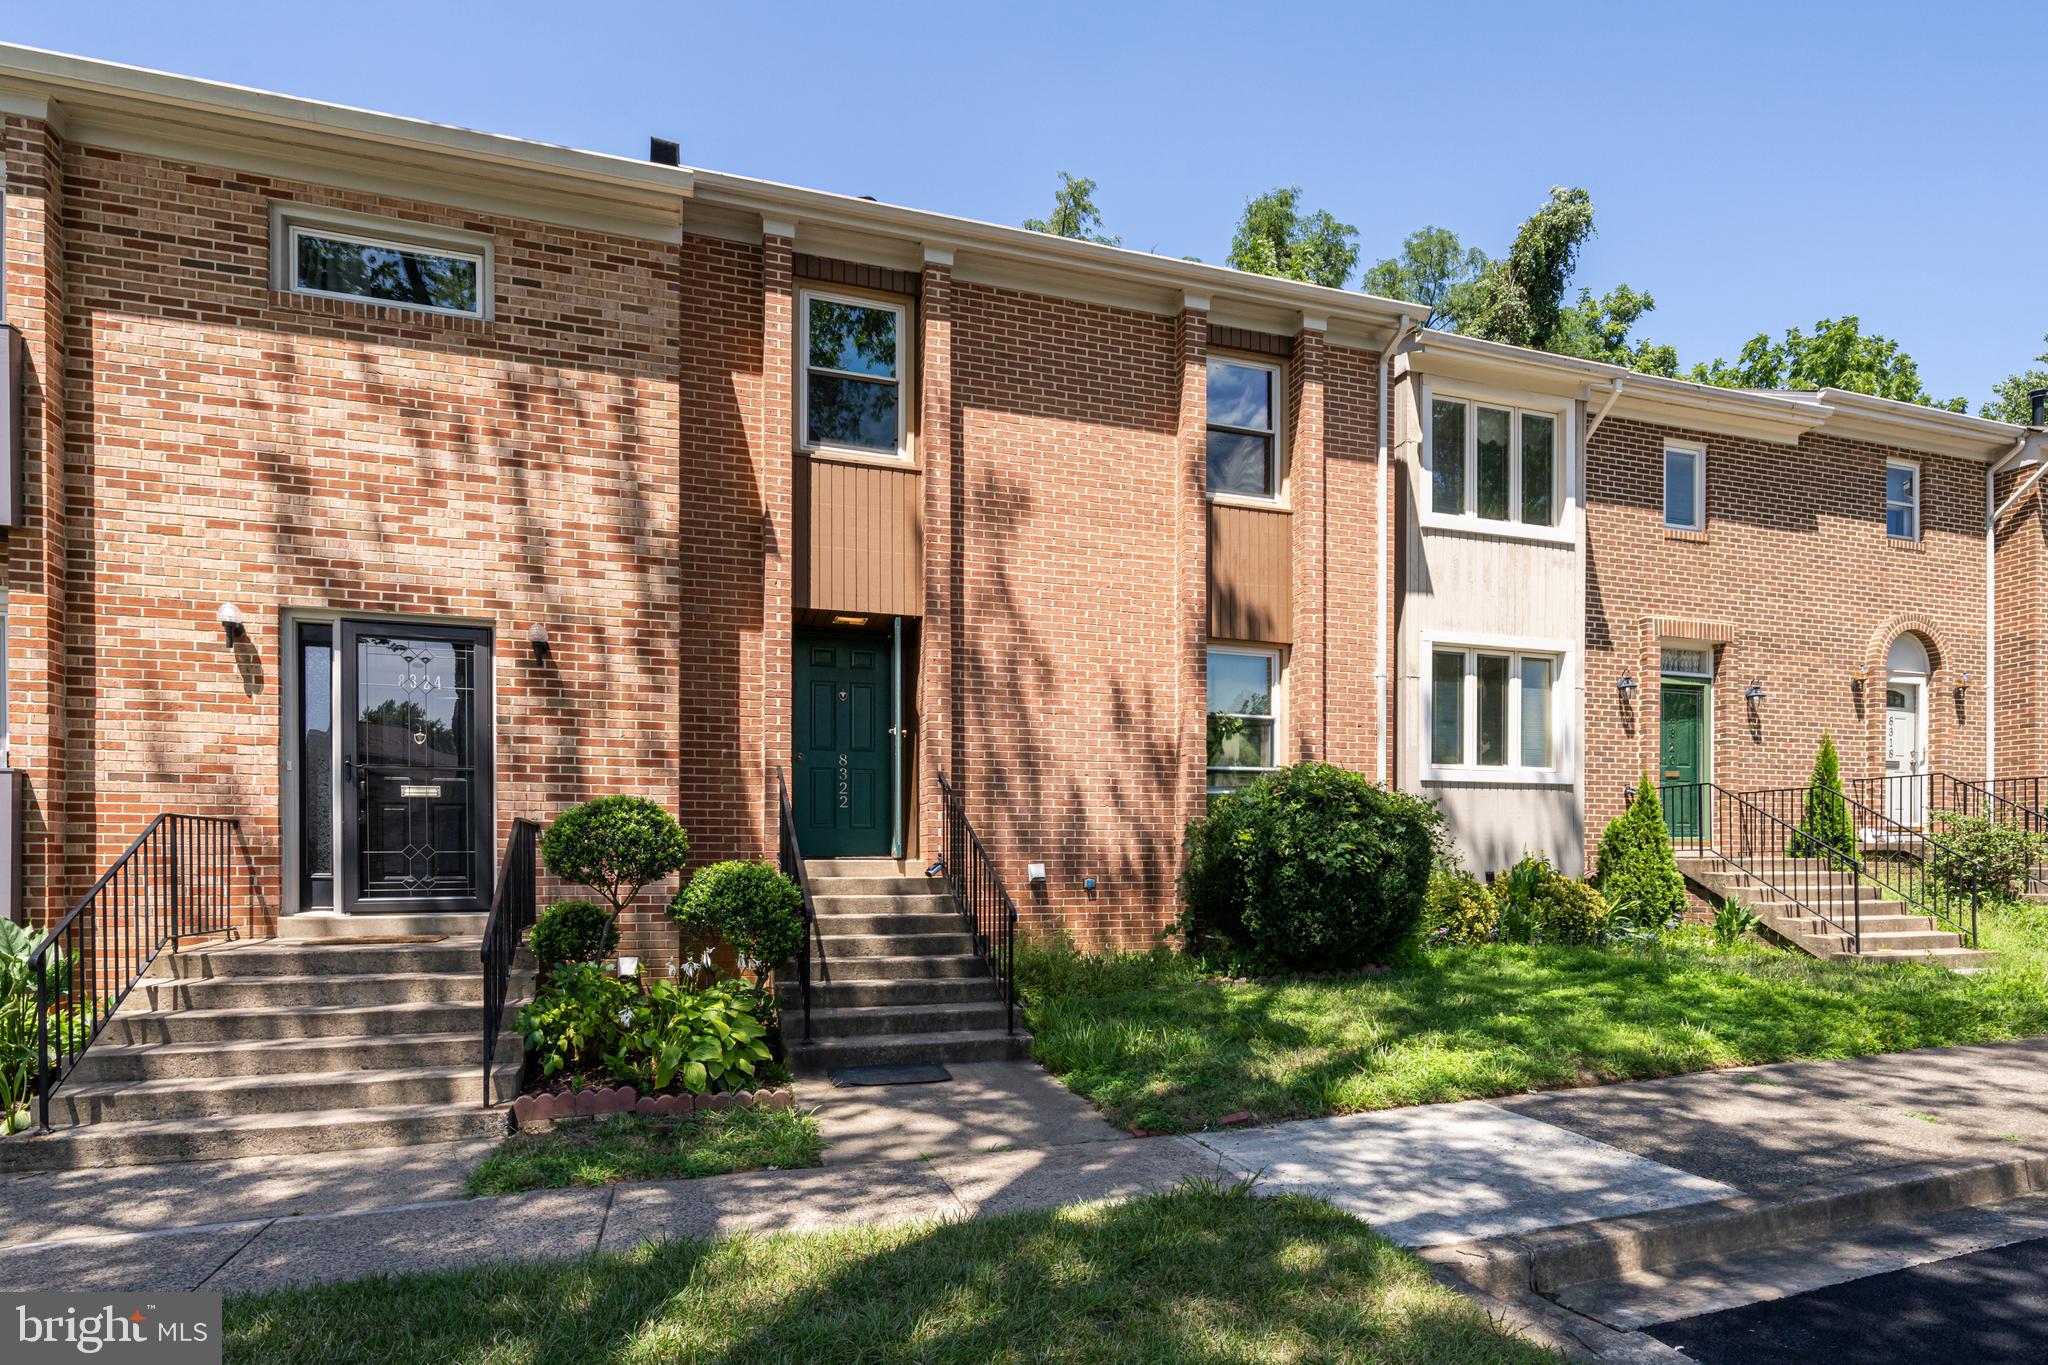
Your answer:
[10,2,2041,404]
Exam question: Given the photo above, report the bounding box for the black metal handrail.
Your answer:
[936,773,1016,1033]
[1652,782,1865,951]
[1846,773,2048,895]
[480,818,540,1107]
[1742,782,1980,946]
[30,814,240,1132]
[776,770,821,1042]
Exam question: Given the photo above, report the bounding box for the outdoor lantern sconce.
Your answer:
[216,603,245,646]
[1616,673,1639,702]
[1849,665,1867,693]
[1955,673,1974,698]
[1744,679,1767,705]
[527,623,550,664]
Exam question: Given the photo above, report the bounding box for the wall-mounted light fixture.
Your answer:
[1849,665,1867,692]
[1954,673,1974,698]
[527,623,551,663]
[216,603,246,646]
[1026,862,1047,886]
[1616,673,1639,702]
[617,955,640,978]
[1744,679,1767,704]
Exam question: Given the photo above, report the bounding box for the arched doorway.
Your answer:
[1885,633,1932,826]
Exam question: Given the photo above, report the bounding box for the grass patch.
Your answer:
[465,1105,821,1195]
[1022,908,2048,1133]
[226,1182,1548,1364]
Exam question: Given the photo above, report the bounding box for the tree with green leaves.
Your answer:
[1023,172,1120,246]
[1552,284,1681,377]
[1790,734,1857,864]
[1982,334,2048,424]
[1360,226,1489,328]
[1227,187,1358,289]
[1691,317,1966,411]
[1458,187,1596,349]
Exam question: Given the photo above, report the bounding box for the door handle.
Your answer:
[343,758,357,785]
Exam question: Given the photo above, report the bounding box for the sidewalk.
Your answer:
[1,1039,2043,1296]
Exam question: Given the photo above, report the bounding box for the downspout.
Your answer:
[1376,319,1417,785]
[1586,376,1625,441]
[1988,428,2041,783]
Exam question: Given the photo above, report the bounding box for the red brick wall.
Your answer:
[42,145,684,953]
[1994,465,2047,780]
[1323,342,1387,775]
[1585,416,1988,842]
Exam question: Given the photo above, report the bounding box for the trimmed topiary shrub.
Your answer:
[529,899,617,970]
[1790,734,1856,863]
[1423,871,1498,946]
[1178,763,1439,971]
[1594,775,1687,933]
[541,796,690,938]
[671,861,806,983]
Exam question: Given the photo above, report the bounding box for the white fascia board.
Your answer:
[1810,389,2025,462]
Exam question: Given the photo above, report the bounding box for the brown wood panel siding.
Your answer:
[798,457,925,617]
[1208,502,1293,643]
[793,254,921,298]
[1209,325,1292,357]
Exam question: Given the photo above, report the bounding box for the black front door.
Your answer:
[337,623,493,912]
[793,631,893,858]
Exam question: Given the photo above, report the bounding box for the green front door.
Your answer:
[1659,683,1705,839]
[793,632,893,858]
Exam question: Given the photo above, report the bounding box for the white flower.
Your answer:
[666,958,678,978]
[617,1009,634,1027]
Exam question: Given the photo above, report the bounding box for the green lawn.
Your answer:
[226,1183,1549,1365]
[466,1106,822,1195]
[1022,907,2048,1134]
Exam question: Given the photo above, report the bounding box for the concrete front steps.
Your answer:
[1677,853,1996,969]
[0,924,529,1173]
[781,858,1032,1071]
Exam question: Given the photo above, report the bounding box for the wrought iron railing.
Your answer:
[936,773,1016,1033]
[30,814,241,1132]
[480,818,539,1107]
[775,770,821,1042]
[1846,773,2048,895]
[1741,782,1980,946]
[1653,782,1866,952]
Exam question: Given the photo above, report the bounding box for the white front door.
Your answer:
[1885,680,1926,827]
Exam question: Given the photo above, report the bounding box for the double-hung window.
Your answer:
[1207,646,1281,793]
[1208,357,1283,500]
[1428,645,1561,774]
[1664,442,1705,531]
[801,292,907,457]
[1429,395,1559,528]
[274,205,488,318]
[1886,459,1919,541]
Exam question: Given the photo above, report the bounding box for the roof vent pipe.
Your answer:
[648,138,680,167]
[2030,387,2047,427]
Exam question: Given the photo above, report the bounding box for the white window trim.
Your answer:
[270,201,492,321]
[1663,440,1707,531]
[1886,457,1921,542]
[798,287,913,462]
[1206,642,1285,794]
[1420,631,1575,787]
[1417,378,1576,546]
[1206,354,1288,507]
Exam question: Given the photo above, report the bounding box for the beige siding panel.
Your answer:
[800,457,924,616]
[1209,502,1292,643]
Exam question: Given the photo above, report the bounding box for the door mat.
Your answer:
[828,1062,952,1087]
[289,934,450,946]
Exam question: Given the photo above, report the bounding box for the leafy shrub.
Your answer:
[1790,735,1855,863]
[1713,898,1763,948]
[517,961,635,1080]
[529,899,617,970]
[1423,871,1498,946]
[670,861,806,982]
[1525,875,1612,945]
[1595,776,1687,933]
[602,980,773,1095]
[541,796,690,936]
[1178,763,1439,971]
[1492,853,1551,946]
[1930,813,2048,902]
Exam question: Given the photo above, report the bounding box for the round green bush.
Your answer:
[529,898,617,968]
[1526,875,1612,945]
[670,861,806,978]
[1423,871,1498,946]
[1178,763,1439,970]
[541,796,689,920]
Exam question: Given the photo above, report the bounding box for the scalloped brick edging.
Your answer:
[511,1084,794,1127]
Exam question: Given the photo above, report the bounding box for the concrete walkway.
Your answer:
[1,1039,2043,1295]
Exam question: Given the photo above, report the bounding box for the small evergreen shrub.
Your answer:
[541,796,690,936]
[1790,734,1856,863]
[529,899,618,969]
[671,861,806,982]
[1594,776,1687,933]
[1423,871,1498,946]
[1930,812,2048,903]
[1178,763,1440,971]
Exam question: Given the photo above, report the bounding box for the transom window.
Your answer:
[278,212,486,318]
[1428,646,1559,772]
[802,292,906,456]
[1207,646,1281,793]
[1429,396,1558,528]
[1664,442,1705,531]
[1886,459,1919,541]
[1207,357,1283,499]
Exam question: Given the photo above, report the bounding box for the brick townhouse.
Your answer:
[2,45,2047,1162]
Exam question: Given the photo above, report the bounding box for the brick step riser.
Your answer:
[787,1032,1033,1072]
[0,1108,512,1173]
[809,955,992,981]
[155,946,494,979]
[100,1005,514,1047]
[791,1005,1013,1039]
[54,1068,509,1126]
[782,979,1005,1008]
[138,975,490,1011]
[811,934,976,958]
[69,1034,488,1084]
